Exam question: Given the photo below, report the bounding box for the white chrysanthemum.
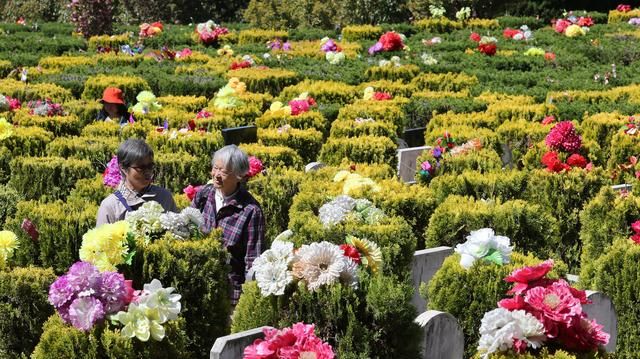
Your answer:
[255,261,292,296]
[318,203,348,227]
[159,212,190,239]
[454,228,513,269]
[478,308,546,359]
[296,242,345,291]
[510,310,546,349]
[339,258,359,288]
[253,240,294,272]
[180,207,204,228]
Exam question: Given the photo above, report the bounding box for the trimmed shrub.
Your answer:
[87,33,132,51]
[496,119,549,165]
[82,74,151,104]
[410,72,478,92]
[256,110,328,133]
[365,64,421,82]
[68,174,112,206]
[158,95,208,112]
[0,79,73,103]
[581,112,627,159]
[0,184,22,226]
[146,130,224,159]
[11,110,83,137]
[319,136,397,167]
[426,112,499,132]
[80,121,123,137]
[414,18,463,32]
[257,127,323,164]
[279,80,358,105]
[486,102,555,123]
[38,55,96,70]
[429,170,528,204]
[356,80,414,98]
[6,200,97,273]
[426,253,567,359]
[154,152,209,193]
[329,118,397,140]
[139,232,230,357]
[588,238,640,359]
[425,195,560,260]
[9,157,95,201]
[337,100,405,134]
[0,126,53,157]
[0,266,56,359]
[46,136,119,171]
[415,148,504,185]
[65,99,103,125]
[239,143,304,170]
[238,29,288,45]
[608,131,640,169]
[424,125,500,152]
[226,68,299,96]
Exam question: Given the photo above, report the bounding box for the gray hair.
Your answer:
[212,145,249,180]
[117,139,154,169]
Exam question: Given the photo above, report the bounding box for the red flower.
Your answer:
[541,151,568,172]
[554,19,571,33]
[498,295,526,310]
[566,153,587,168]
[505,260,554,294]
[544,52,556,62]
[151,21,164,30]
[478,43,497,56]
[247,156,264,178]
[617,4,632,12]
[632,233,640,244]
[123,280,135,304]
[503,28,520,39]
[372,92,392,101]
[379,31,404,52]
[340,244,361,264]
[230,60,252,70]
[183,185,201,201]
[577,17,594,27]
[307,97,316,107]
[545,121,582,153]
[631,220,640,234]
[542,115,555,125]
[469,32,481,42]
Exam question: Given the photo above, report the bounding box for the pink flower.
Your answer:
[557,315,609,351]
[542,115,555,125]
[617,4,632,12]
[524,280,583,338]
[289,99,310,115]
[545,52,556,62]
[577,17,594,27]
[470,32,481,42]
[183,185,202,201]
[503,28,520,39]
[545,121,582,153]
[554,19,571,33]
[505,260,555,294]
[498,295,526,310]
[566,153,587,168]
[632,233,640,244]
[372,92,392,101]
[103,155,121,188]
[632,220,640,234]
[243,338,276,358]
[247,156,263,178]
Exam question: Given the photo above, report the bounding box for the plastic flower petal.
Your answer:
[140,279,182,323]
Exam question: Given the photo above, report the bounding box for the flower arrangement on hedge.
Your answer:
[139,22,163,38]
[553,13,594,37]
[503,26,533,41]
[333,169,381,195]
[213,77,246,109]
[454,228,513,269]
[363,86,392,101]
[125,201,203,243]
[418,136,483,183]
[131,91,162,115]
[0,230,18,268]
[0,94,21,111]
[230,55,255,70]
[79,221,132,272]
[26,99,65,116]
[476,260,609,358]
[470,33,498,56]
[318,195,386,227]
[368,31,406,55]
[103,155,121,188]
[320,37,345,64]
[267,38,292,51]
[268,93,317,116]
[243,322,335,358]
[48,261,182,342]
[540,121,592,173]
[195,20,229,45]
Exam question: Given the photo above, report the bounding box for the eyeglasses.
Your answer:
[212,166,232,177]
[130,163,155,174]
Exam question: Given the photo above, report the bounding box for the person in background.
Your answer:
[96,139,177,226]
[96,87,134,125]
[191,145,266,306]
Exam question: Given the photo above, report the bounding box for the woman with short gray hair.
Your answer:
[96,139,177,226]
[192,144,265,306]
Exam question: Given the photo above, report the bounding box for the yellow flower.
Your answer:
[270,101,284,112]
[565,24,586,37]
[465,48,475,55]
[80,221,130,272]
[346,235,382,273]
[333,170,351,183]
[342,174,380,195]
[0,230,18,266]
[235,82,247,94]
[228,77,240,88]
[0,117,13,141]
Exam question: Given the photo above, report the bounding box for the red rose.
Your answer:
[503,28,520,39]
[478,43,497,56]
[469,32,481,42]
[505,259,554,291]
[566,153,587,168]
[340,244,361,264]
[379,31,404,52]
[632,233,640,244]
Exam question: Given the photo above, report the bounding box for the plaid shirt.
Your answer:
[192,184,265,304]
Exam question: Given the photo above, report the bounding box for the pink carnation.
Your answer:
[247,156,263,178]
[554,19,571,33]
[524,280,583,338]
[289,99,310,116]
[183,184,202,201]
[244,322,334,359]
[545,121,582,153]
[558,316,610,351]
[103,155,121,188]
[379,31,404,52]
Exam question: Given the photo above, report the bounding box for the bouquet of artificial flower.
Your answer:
[541,121,591,173]
[268,93,316,116]
[368,31,406,55]
[131,91,162,115]
[454,228,513,269]
[244,322,335,358]
[0,230,18,268]
[27,99,65,116]
[553,12,594,37]
[213,77,246,109]
[126,201,204,243]
[196,20,229,45]
[139,21,163,38]
[363,86,392,101]
[103,155,121,188]
[318,195,385,227]
[503,25,533,41]
[0,94,21,112]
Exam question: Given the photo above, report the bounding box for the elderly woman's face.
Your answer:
[212,159,241,195]
[123,156,154,191]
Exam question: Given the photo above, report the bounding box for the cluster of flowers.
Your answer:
[48,261,181,342]
[217,45,234,57]
[131,90,161,115]
[454,228,513,269]
[617,4,632,12]
[541,121,591,172]
[553,13,594,37]
[0,230,18,268]
[0,117,13,141]
[421,52,438,65]
[629,220,640,244]
[196,20,229,45]
[629,17,640,26]
[320,37,345,65]
[80,221,131,272]
[368,31,406,55]
[267,38,292,51]
[523,48,556,62]
[213,77,246,109]
[139,21,163,38]
[27,99,65,116]
[503,25,533,41]
[470,33,498,56]
[318,195,385,227]
[126,201,204,242]
[333,169,380,195]
[230,55,256,70]
[0,94,21,112]
[477,260,609,358]
[363,86,392,101]
[269,92,317,116]
[120,44,145,56]
[621,115,638,135]
[252,234,382,296]
[244,322,334,359]
[419,133,482,181]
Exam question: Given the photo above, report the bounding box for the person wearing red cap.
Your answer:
[96,87,134,125]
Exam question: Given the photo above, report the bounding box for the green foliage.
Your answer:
[140,232,230,358]
[46,136,119,171]
[329,118,397,140]
[496,119,550,165]
[427,253,567,359]
[580,112,627,161]
[154,152,209,193]
[428,170,528,204]
[425,195,560,260]
[607,131,640,169]
[256,110,328,133]
[1,0,66,22]
[9,156,95,201]
[68,175,112,206]
[240,143,304,170]
[146,130,224,160]
[12,111,83,137]
[341,24,383,41]
[365,64,420,82]
[0,184,22,226]
[258,127,323,164]
[81,74,151,105]
[0,126,53,157]
[0,266,56,359]
[319,136,397,167]
[415,149,504,185]
[6,200,97,273]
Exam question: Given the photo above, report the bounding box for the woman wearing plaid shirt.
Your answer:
[191,145,266,306]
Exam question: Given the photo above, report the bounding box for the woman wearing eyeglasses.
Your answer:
[191,145,265,306]
[96,139,177,226]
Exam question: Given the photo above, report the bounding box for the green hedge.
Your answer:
[415,148,504,185]
[580,112,627,160]
[81,75,151,104]
[154,152,209,193]
[608,131,640,170]
[6,200,97,273]
[239,143,304,170]
[11,111,83,137]
[428,170,528,204]
[337,100,405,135]
[0,126,53,157]
[426,252,567,359]
[425,125,500,153]
[255,110,328,133]
[425,195,559,261]
[68,175,112,206]
[319,136,397,167]
[365,64,421,82]
[329,118,397,140]
[0,266,56,359]
[496,119,549,165]
[257,127,323,164]
[9,156,95,201]
[0,185,22,226]
[46,136,119,172]
[146,130,224,160]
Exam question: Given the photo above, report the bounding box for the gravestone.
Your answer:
[210,326,267,359]
[411,246,454,313]
[397,146,431,183]
[584,291,618,353]
[416,310,464,359]
[221,125,257,146]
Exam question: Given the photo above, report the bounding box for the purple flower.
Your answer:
[283,42,292,51]
[368,41,383,55]
[58,303,72,323]
[99,271,127,314]
[49,274,75,308]
[103,155,121,188]
[629,18,640,26]
[432,146,442,158]
[66,261,102,293]
[321,39,337,53]
[68,297,105,331]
